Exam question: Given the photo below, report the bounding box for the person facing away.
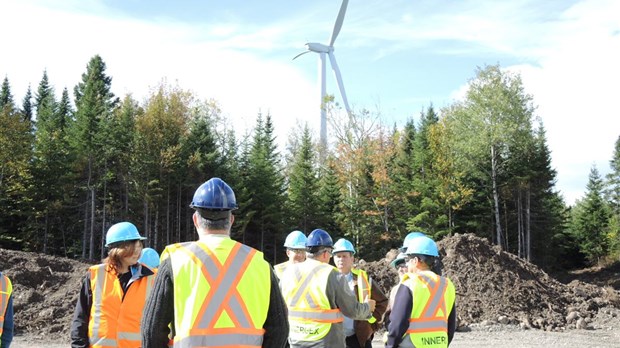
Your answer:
[386,236,456,348]
[71,222,156,348]
[279,228,376,348]
[0,271,14,348]
[274,230,307,279]
[332,238,388,348]
[141,177,289,348]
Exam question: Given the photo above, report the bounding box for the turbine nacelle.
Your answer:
[306,42,332,53]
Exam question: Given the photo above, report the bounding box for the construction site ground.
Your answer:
[2,233,619,347]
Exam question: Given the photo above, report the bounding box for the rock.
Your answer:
[566,311,579,323]
[497,315,510,325]
[576,318,588,329]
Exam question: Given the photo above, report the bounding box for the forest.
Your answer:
[1,54,619,271]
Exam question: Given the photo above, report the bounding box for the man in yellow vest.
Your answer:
[0,271,13,348]
[274,230,307,279]
[386,236,456,348]
[141,177,288,348]
[280,229,376,348]
[332,238,388,348]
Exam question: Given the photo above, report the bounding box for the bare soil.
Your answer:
[3,233,620,347]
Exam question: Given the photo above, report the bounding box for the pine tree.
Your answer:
[71,55,118,260]
[0,77,13,109]
[570,166,611,264]
[242,113,285,263]
[286,125,321,232]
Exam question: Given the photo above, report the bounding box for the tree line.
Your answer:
[1,55,618,270]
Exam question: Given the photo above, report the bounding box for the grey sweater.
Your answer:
[285,261,372,348]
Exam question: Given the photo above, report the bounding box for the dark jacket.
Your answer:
[70,263,155,348]
[140,253,289,348]
[350,271,388,346]
[386,283,456,348]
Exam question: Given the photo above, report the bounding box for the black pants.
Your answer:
[346,334,373,348]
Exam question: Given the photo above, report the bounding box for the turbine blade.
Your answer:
[293,50,311,60]
[329,0,349,47]
[328,52,351,113]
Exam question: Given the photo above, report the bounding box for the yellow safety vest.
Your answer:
[88,264,156,348]
[274,260,289,279]
[166,238,271,348]
[0,274,13,339]
[351,268,376,324]
[399,271,455,348]
[281,259,344,342]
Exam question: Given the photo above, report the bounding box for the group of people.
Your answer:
[63,176,455,348]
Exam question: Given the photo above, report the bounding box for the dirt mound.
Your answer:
[0,248,92,340]
[360,234,620,331]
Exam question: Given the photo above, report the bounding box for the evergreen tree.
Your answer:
[0,76,13,109]
[21,85,34,126]
[317,158,343,237]
[242,113,286,263]
[570,166,611,264]
[286,125,321,232]
[71,55,118,260]
[605,135,620,215]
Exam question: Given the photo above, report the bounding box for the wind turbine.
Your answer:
[294,0,352,149]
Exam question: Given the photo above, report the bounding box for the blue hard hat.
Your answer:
[284,230,307,249]
[105,222,146,247]
[139,247,160,269]
[306,229,333,248]
[190,177,237,210]
[405,235,439,257]
[390,252,407,268]
[333,238,356,255]
[399,231,426,252]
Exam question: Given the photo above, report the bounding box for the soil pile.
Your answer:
[360,234,620,331]
[0,248,92,341]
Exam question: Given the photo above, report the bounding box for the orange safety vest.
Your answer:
[88,264,156,348]
[399,271,455,348]
[166,239,271,348]
[0,274,13,339]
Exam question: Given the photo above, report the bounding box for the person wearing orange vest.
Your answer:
[386,236,456,348]
[280,229,376,348]
[332,238,388,348]
[141,177,289,348]
[0,271,14,348]
[274,230,307,279]
[71,222,156,348]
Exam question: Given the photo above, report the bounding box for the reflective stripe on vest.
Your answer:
[281,259,343,342]
[0,275,13,338]
[400,271,455,348]
[274,261,289,279]
[351,268,376,324]
[168,240,269,348]
[89,264,154,348]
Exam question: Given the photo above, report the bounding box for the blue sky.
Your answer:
[1,0,619,205]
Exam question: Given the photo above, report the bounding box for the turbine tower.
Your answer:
[294,0,351,150]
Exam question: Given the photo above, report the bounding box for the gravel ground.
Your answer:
[14,325,620,348]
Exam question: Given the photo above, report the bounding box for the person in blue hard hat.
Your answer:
[386,236,456,348]
[332,238,387,348]
[400,232,443,275]
[0,271,14,348]
[141,177,288,348]
[274,230,307,279]
[71,221,156,348]
[139,248,160,270]
[279,229,376,348]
